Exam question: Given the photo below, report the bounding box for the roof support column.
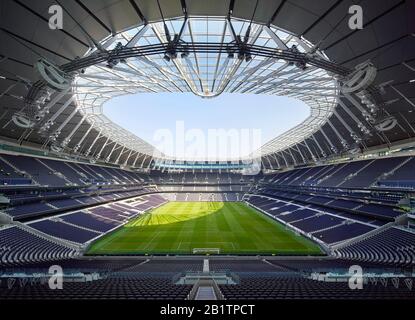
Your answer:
[263,26,288,50]
[333,110,361,145]
[311,133,326,157]
[287,149,297,166]
[271,153,281,169]
[73,123,94,153]
[327,119,349,150]
[295,145,307,164]
[115,146,125,164]
[303,139,318,161]
[61,115,86,148]
[279,152,289,167]
[124,150,134,166]
[94,136,110,159]
[49,107,78,142]
[264,155,273,170]
[85,130,102,157]
[46,96,75,125]
[140,154,148,168]
[106,142,118,162]
[343,93,376,124]
[126,25,149,48]
[320,127,337,154]
[133,153,141,167]
[338,99,371,135]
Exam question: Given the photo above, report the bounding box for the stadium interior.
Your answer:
[0,0,415,301]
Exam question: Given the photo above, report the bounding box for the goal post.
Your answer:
[192,248,220,254]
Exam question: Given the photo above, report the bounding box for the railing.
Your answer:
[187,279,201,300]
[377,180,415,190]
[211,280,225,300]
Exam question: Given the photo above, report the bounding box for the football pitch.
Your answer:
[86,202,323,255]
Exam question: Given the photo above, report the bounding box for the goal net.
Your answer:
[192,248,220,254]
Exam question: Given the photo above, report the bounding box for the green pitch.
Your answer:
[86,202,323,255]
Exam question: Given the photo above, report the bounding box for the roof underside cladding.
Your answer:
[0,0,414,169]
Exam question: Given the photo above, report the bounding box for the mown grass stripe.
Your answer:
[86,202,323,256]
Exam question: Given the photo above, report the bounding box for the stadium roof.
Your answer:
[0,0,414,169]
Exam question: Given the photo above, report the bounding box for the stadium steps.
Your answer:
[309,221,347,235]
[36,158,73,185]
[301,165,330,185]
[287,213,319,224]
[262,259,294,271]
[374,157,413,184]
[336,160,375,187]
[203,259,209,272]
[118,259,150,272]
[0,155,36,184]
[195,286,217,300]
[331,222,393,251]
[45,202,60,210]
[64,162,89,181]
[189,279,224,300]
[55,218,104,235]
[316,163,348,186]
[287,167,314,185]
[14,221,80,250]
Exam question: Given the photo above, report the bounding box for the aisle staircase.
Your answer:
[195,286,217,300]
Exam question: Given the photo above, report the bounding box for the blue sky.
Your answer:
[104,93,309,159]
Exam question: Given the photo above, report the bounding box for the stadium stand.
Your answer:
[1,153,413,267]
[1,155,68,187]
[60,211,119,233]
[218,275,414,299]
[335,227,415,266]
[1,0,415,302]
[0,276,193,300]
[0,226,76,266]
[29,220,101,244]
